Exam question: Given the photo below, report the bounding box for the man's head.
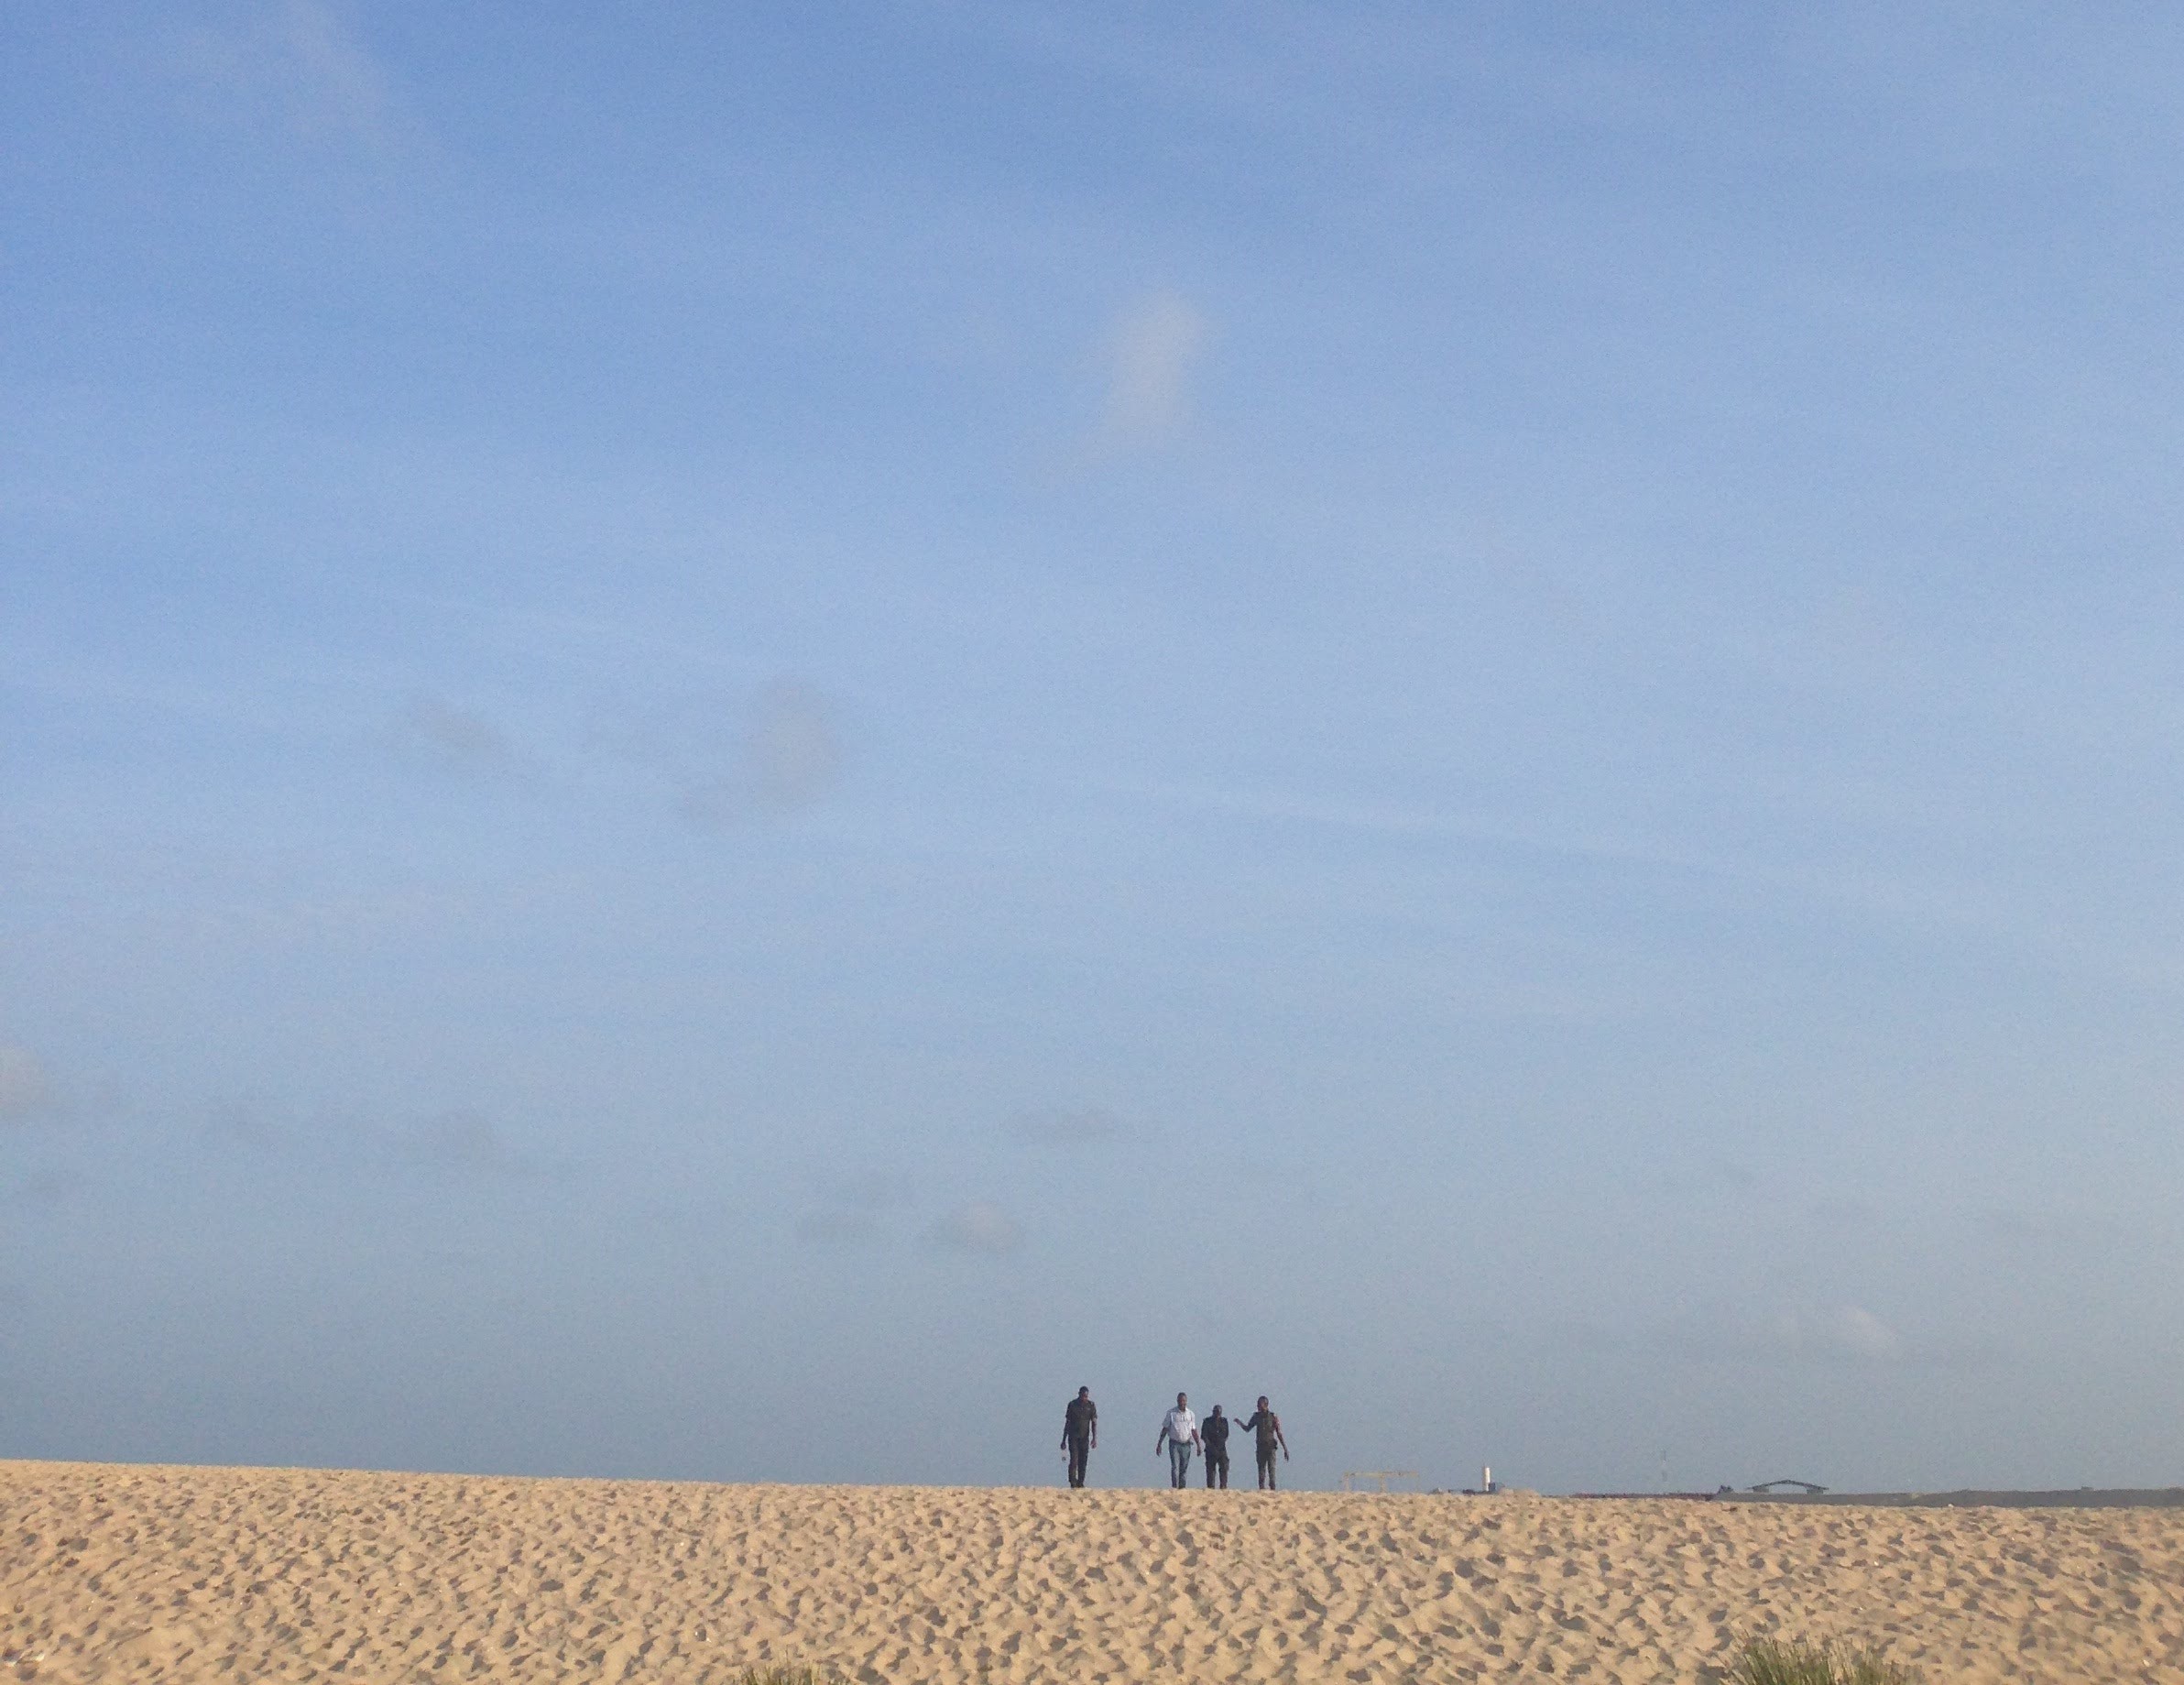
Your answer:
[1078,1386,1090,1399]
[1257,1395,1269,1408]
[1176,1392,1187,1407]
[1211,1405,1224,1418]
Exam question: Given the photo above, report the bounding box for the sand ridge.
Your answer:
[5,1460,2181,1682]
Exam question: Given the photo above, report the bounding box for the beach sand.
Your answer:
[5,1461,2180,1682]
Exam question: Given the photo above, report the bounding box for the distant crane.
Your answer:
[1338,1470,1419,1494]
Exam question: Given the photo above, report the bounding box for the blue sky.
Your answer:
[5,1,2183,1493]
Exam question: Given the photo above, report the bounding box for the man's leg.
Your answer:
[1258,1450,1276,1490]
[1067,1437,1087,1487]
[1204,1451,1217,1489]
[1170,1441,1191,1488]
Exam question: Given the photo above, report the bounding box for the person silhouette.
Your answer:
[1201,1404,1232,1489]
[1240,1395,1288,1490]
[1061,1386,1098,1488]
[1155,1393,1199,1489]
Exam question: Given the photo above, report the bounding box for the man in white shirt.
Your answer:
[1155,1392,1200,1489]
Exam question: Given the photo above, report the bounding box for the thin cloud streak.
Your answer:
[796,1170,912,1247]
[1007,1108,1127,1147]
[1653,1302,1937,1368]
[1099,771,2184,985]
[796,1209,885,1247]
[388,1111,533,1178]
[202,1100,542,1181]
[929,1202,1024,1255]
[393,695,530,781]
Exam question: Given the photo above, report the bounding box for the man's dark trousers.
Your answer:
[1204,1450,1229,1489]
[1257,1448,1278,1490]
[1066,1435,1091,1488]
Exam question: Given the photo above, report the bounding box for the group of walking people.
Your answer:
[1059,1386,1289,1490]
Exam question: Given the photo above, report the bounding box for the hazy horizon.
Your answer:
[5,2,2182,1495]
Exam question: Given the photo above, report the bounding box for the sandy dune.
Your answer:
[5,1461,2180,1682]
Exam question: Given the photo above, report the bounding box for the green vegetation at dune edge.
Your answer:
[1731,1634,1920,1685]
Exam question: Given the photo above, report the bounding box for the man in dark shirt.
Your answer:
[1200,1404,1232,1489]
[1061,1386,1098,1488]
[1241,1395,1288,1490]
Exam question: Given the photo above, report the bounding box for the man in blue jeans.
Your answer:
[1155,1392,1200,1489]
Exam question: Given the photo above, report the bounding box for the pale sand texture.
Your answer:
[5,1461,2182,1682]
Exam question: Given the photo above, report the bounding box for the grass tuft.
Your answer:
[730,1670,836,1685]
[1731,1634,1920,1685]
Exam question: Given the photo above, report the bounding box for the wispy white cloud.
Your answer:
[929,1201,1024,1255]
[796,1208,886,1246]
[205,1096,289,1152]
[0,1048,56,1125]
[1676,1301,1910,1366]
[1095,767,2184,993]
[270,0,387,137]
[1532,1300,1940,1367]
[204,1098,540,1180]
[1975,1205,2112,1259]
[182,0,396,147]
[1008,1107,1127,1146]
[741,681,846,811]
[115,888,478,957]
[1090,290,1209,455]
[388,1111,532,1178]
[678,679,846,825]
[796,1170,911,1247]
[1,1165,81,1213]
[393,695,531,780]
[1805,1305,1906,1362]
